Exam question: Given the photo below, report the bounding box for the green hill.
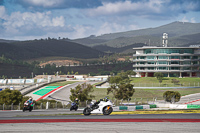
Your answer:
[94,21,200,40]
[92,43,147,53]
[72,22,200,48]
[0,39,105,60]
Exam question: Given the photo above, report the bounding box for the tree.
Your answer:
[154,72,163,83]
[0,89,23,104]
[163,91,181,103]
[107,72,135,100]
[171,79,180,85]
[126,70,136,77]
[74,72,79,75]
[70,83,95,102]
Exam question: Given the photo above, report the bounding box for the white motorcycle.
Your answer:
[83,100,113,116]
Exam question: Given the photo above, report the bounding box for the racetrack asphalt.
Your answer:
[1,110,200,133]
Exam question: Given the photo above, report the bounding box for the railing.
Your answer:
[0,99,159,110]
[133,82,200,87]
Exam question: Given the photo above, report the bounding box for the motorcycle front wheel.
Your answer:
[103,106,113,115]
[83,107,91,116]
[23,107,26,112]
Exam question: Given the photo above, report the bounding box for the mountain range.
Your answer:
[72,21,200,48]
[0,21,200,60]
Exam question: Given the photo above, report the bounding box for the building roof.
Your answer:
[133,46,200,50]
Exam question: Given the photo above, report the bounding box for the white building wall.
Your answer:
[136,50,144,54]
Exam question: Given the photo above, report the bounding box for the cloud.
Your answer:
[3,11,65,28]
[180,16,196,23]
[0,10,66,39]
[1,0,200,40]
[15,0,103,9]
[96,22,139,36]
[85,0,200,20]
[86,0,166,18]
[0,6,6,19]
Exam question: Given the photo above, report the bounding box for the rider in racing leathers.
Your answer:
[26,98,33,105]
[92,96,109,109]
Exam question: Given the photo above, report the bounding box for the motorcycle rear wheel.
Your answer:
[83,107,91,116]
[103,106,113,115]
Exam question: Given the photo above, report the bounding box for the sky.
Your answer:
[0,0,200,40]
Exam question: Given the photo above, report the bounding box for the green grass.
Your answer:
[47,81,78,86]
[130,77,200,87]
[47,77,200,102]
[90,87,200,101]
[90,77,200,101]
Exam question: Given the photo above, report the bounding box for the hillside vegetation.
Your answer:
[72,22,200,48]
[0,39,105,60]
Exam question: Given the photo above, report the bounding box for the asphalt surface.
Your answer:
[45,81,98,104]
[0,110,200,133]
[0,110,200,119]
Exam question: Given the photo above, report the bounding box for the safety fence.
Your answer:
[133,82,200,87]
[0,98,158,110]
[1,97,199,110]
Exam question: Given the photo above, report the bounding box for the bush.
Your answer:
[163,91,181,103]
[171,79,180,84]
[0,89,23,105]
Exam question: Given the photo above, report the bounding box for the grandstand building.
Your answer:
[133,46,200,77]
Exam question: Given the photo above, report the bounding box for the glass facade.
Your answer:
[158,56,168,59]
[133,47,200,77]
[144,49,194,54]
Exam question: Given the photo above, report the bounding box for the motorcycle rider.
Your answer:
[70,98,79,111]
[92,96,109,109]
[74,98,79,105]
[25,98,33,105]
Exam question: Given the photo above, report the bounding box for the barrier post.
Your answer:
[33,103,35,110]
[19,103,21,110]
[11,103,13,110]
[40,103,43,109]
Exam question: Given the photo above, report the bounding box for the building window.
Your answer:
[140,67,145,70]
[183,61,191,65]
[147,61,155,64]
[170,61,179,64]
[158,56,168,59]
[158,67,167,70]
[170,67,180,70]
[181,67,190,70]
[158,61,168,64]
[192,56,198,59]
[146,56,155,60]
[193,61,198,65]
[182,56,190,59]
[170,56,180,60]
[148,67,154,70]
[140,62,145,65]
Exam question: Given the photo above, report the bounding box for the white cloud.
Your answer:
[24,0,64,8]
[190,17,196,23]
[181,16,189,22]
[96,22,127,36]
[86,0,163,17]
[2,11,65,28]
[0,6,6,19]
[180,16,196,23]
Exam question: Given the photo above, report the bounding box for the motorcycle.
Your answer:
[23,101,33,112]
[83,100,113,116]
[70,102,78,111]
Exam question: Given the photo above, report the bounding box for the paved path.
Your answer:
[25,81,98,104]
[177,93,200,104]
